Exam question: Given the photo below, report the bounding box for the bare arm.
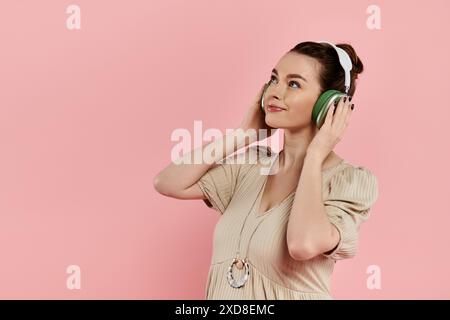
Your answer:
[154,83,275,201]
[286,153,340,261]
[153,128,257,200]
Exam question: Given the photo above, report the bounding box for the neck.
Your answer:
[280,125,332,172]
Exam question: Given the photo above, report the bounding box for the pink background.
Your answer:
[0,0,449,299]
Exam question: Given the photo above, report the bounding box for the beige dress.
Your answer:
[196,145,379,300]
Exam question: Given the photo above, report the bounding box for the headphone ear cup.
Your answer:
[312,90,345,128]
[260,83,270,113]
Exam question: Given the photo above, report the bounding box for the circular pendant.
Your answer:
[226,258,250,288]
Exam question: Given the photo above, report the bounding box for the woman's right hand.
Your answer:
[238,83,277,141]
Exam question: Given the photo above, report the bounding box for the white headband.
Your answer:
[319,41,353,94]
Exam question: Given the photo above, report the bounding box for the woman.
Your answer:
[154,41,379,300]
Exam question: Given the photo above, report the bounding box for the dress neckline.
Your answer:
[254,151,345,218]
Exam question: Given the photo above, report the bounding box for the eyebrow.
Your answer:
[271,68,308,83]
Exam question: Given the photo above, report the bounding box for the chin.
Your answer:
[265,121,280,130]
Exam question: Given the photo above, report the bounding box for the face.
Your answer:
[264,52,323,130]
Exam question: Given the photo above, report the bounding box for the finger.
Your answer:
[332,95,345,127]
[322,99,336,127]
[335,96,351,132]
[338,103,352,135]
[339,98,353,133]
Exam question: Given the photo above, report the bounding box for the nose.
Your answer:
[267,82,284,102]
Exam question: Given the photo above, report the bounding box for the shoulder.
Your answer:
[220,144,274,165]
[329,162,379,207]
[217,144,275,180]
[338,163,377,184]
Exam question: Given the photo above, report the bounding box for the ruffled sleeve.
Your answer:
[321,165,379,260]
[196,145,272,214]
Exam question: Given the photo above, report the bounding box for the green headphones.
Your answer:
[260,41,353,129]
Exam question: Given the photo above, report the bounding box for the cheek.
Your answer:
[288,94,316,114]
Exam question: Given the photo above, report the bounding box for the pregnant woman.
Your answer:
[154,41,379,300]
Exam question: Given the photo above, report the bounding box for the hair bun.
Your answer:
[336,43,364,78]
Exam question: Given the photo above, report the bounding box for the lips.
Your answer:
[267,104,286,112]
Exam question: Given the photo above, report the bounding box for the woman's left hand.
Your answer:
[306,96,354,162]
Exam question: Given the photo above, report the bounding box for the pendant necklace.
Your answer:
[226,151,279,289]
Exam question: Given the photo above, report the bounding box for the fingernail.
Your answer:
[349,96,352,102]
[343,96,347,103]
[351,104,354,110]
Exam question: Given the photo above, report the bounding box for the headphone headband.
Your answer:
[318,41,353,94]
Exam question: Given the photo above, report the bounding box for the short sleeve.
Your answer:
[196,145,272,214]
[321,165,379,260]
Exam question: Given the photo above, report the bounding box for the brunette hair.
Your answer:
[288,41,364,97]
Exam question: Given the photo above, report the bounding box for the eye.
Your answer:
[269,75,301,88]
[289,81,301,88]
